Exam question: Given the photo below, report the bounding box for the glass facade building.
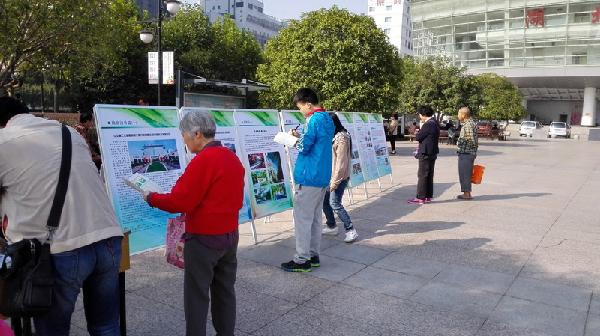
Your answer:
[413,0,600,68]
[412,0,600,126]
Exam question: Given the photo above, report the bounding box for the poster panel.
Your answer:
[179,108,253,224]
[336,112,366,187]
[235,110,293,219]
[94,105,187,253]
[279,110,306,173]
[354,113,379,182]
[369,114,393,177]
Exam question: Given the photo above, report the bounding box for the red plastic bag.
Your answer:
[471,165,485,184]
[165,216,185,269]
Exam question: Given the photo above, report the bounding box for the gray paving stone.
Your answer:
[489,297,587,336]
[303,284,484,335]
[372,252,446,279]
[235,286,297,334]
[125,248,182,292]
[321,243,390,265]
[343,266,428,299]
[477,321,554,336]
[591,294,600,316]
[507,277,592,312]
[433,264,515,294]
[276,235,342,251]
[237,259,334,304]
[586,316,600,336]
[238,243,296,267]
[410,282,502,317]
[310,255,366,282]
[253,305,387,336]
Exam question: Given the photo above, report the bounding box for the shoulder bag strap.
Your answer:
[47,124,72,231]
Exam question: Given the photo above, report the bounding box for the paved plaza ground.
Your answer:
[72,137,600,336]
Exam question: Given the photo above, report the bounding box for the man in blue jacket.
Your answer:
[281,88,334,272]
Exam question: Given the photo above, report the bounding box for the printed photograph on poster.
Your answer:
[251,170,270,186]
[223,142,237,153]
[266,152,285,184]
[375,145,388,157]
[352,163,363,175]
[248,153,266,170]
[271,183,288,200]
[254,185,272,204]
[128,139,181,174]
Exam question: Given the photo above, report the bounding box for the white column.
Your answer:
[581,87,597,127]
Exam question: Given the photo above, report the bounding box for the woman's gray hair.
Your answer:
[179,110,216,138]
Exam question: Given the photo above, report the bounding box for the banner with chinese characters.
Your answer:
[94,105,187,253]
[369,114,393,177]
[179,108,253,224]
[336,112,367,187]
[353,113,380,182]
[235,110,294,219]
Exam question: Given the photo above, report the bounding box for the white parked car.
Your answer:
[548,122,571,138]
[519,121,543,137]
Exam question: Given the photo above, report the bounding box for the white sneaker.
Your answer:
[322,226,339,235]
[344,229,358,243]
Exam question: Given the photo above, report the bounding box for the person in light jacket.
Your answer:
[321,113,358,243]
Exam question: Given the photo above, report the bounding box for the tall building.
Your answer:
[412,0,600,126]
[202,0,284,46]
[368,0,414,56]
[136,0,159,17]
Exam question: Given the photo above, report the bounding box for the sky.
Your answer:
[184,0,366,20]
[259,0,366,20]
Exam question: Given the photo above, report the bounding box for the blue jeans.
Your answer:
[34,236,122,336]
[323,179,353,231]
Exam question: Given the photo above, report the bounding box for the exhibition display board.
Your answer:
[235,110,294,219]
[369,114,393,178]
[94,105,188,253]
[95,105,391,252]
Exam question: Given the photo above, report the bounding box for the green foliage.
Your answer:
[399,57,482,117]
[475,73,525,121]
[257,7,403,113]
[162,8,263,81]
[0,0,115,91]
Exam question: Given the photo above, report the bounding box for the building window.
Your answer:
[248,3,253,10]
[369,7,375,12]
[394,0,402,4]
[236,2,244,8]
[377,0,384,6]
[257,7,263,13]
[385,17,392,22]
[386,5,393,11]
[384,28,391,34]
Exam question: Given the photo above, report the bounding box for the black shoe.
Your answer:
[281,260,311,272]
[310,256,320,268]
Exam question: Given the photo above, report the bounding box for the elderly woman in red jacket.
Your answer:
[144,110,245,336]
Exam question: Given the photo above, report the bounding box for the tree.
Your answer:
[257,7,403,113]
[62,0,151,112]
[0,0,118,94]
[399,57,482,119]
[162,7,263,81]
[475,73,525,121]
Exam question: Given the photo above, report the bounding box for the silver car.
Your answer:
[519,121,543,137]
[548,122,571,138]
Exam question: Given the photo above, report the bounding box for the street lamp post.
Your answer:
[139,0,181,106]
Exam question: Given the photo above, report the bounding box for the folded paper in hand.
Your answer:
[123,173,163,194]
[274,132,298,147]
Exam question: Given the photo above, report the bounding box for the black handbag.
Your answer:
[0,124,72,317]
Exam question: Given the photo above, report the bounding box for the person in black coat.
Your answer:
[408,106,440,204]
